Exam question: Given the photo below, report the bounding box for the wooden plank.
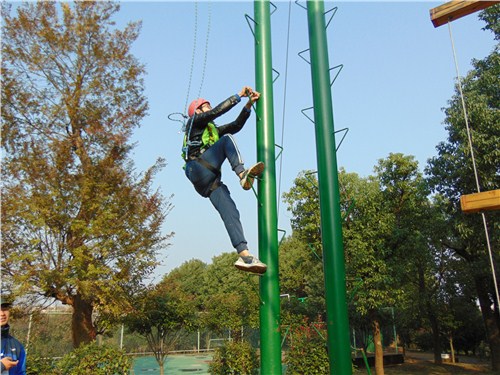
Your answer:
[460,189,500,213]
[430,1,499,28]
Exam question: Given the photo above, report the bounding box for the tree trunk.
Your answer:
[450,335,455,363]
[417,264,443,364]
[72,292,96,348]
[159,363,164,375]
[372,319,385,375]
[475,273,500,371]
[429,311,442,364]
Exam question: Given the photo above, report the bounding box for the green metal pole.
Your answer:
[306,1,352,374]
[254,1,282,374]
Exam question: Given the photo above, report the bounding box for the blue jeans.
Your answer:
[185,134,248,253]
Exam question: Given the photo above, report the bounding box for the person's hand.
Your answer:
[238,86,253,98]
[249,90,261,104]
[1,357,19,370]
[245,90,261,110]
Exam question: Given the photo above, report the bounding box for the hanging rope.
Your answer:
[196,1,211,102]
[447,20,499,312]
[183,1,199,119]
[169,1,212,132]
[181,2,212,161]
[277,0,293,218]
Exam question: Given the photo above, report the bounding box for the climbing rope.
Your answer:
[277,0,293,219]
[182,1,199,119]
[169,1,212,133]
[196,1,211,104]
[447,20,499,311]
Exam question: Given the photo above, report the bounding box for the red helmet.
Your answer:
[188,98,210,117]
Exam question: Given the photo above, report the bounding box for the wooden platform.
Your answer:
[460,189,500,213]
[430,1,499,28]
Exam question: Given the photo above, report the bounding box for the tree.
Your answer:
[1,2,171,347]
[281,171,330,322]
[200,252,261,342]
[283,170,322,251]
[284,168,398,375]
[166,259,208,313]
[279,234,325,325]
[425,4,500,370]
[124,282,195,375]
[340,167,397,375]
[375,153,451,364]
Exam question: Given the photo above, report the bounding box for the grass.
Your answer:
[353,356,496,375]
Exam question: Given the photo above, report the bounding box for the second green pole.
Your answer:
[307,1,353,374]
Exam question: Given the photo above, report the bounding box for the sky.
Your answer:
[112,1,497,281]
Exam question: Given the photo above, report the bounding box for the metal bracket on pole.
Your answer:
[299,50,344,86]
[307,243,322,261]
[244,273,265,305]
[245,14,257,37]
[245,2,277,37]
[295,0,339,29]
[329,64,343,86]
[275,144,283,161]
[250,178,264,207]
[278,228,287,246]
[334,127,349,151]
[300,108,350,152]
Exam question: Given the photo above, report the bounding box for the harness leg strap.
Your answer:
[196,157,222,196]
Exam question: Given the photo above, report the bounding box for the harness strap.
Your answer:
[196,158,220,177]
[196,158,221,196]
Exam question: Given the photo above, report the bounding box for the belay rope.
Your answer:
[447,19,500,312]
[168,1,212,161]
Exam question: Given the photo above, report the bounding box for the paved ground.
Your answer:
[132,354,212,374]
[131,351,490,374]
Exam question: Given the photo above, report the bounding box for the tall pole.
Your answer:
[254,1,282,374]
[306,1,352,374]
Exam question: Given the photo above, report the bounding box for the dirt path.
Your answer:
[354,351,495,375]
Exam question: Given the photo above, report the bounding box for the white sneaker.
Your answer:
[234,255,267,274]
[240,162,265,190]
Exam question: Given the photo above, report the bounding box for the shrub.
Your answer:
[209,340,259,375]
[285,322,329,374]
[56,342,132,375]
[26,355,58,375]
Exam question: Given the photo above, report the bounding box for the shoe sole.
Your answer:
[248,162,265,178]
[241,162,265,190]
[234,263,267,275]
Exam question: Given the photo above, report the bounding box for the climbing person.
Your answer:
[182,86,267,274]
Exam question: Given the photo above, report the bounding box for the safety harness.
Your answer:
[182,122,220,161]
[182,120,222,197]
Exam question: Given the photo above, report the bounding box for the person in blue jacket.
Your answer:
[183,86,267,274]
[1,299,26,375]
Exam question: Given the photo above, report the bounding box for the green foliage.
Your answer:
[424,3,499,368]
[123,281,196,372]
[55,342,131,375]
[282,170,322,249]
[199,253,261,338]
[164,259,208,312]
[279,235,326,324]
[1,0,172,345]
[209,340,259,375]
[26,355,58,375]
[285,321,329,375]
